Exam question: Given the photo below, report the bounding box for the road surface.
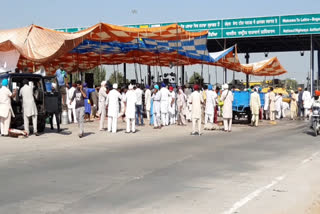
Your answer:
[0,119,319,214]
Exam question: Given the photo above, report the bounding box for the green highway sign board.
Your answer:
[55,13,320,39]
[222,16,279,28]
[55,27,87,33]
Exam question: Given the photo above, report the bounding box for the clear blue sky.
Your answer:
[1,0,319,84]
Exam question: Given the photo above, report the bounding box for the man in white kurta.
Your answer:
[190,85,204,135]
[19,79,38,136]
[205,84,217,124]
[107,83,122,133]
[98,81,108,131]
[135,84,144,126]
[160,83,170,126]
[302,89,312,119]
[250,89,261,127]
[168,86,176,125]
[221,84,234,132]
[152,85,161,128]
[177,89,187,125]
[144,85,151,122]
[269,87,276,122]
[184,87,192,121]
[264,91,270,120]
[275,94,282,119]
[67,83,77,124]
[0,79,15,136]
[124,85,137,133]
[290,90,298,120]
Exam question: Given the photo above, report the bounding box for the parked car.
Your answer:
[0,73,61,132]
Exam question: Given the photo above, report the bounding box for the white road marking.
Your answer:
[222,175,286,214]
[222,152,320,214]
[300,152,319,165]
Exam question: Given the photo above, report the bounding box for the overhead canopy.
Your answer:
[0,23,287,76]
[209,47,287,76]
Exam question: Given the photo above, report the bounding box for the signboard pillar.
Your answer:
[310,35,314,95]
[245,53,250,88]
[318,48,320,90]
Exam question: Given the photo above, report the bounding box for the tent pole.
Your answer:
[123,63,127,84]
[215,66,217,86]
[147,65,151,86]
[181,65,185,86]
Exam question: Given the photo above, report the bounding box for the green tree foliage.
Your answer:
[189,72,204,85]
[108,71,129,85]
[285,78,298,91]
[87,66,106,86]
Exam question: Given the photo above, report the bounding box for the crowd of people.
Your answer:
[1,70,320,138]
[63,81,234,137]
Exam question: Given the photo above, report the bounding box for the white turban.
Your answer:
[128,84,134,90]
[223,84,229,90]
[101,81,106,86]
[113,83,118,89]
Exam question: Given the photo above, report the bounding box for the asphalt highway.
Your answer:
[0,119,319,214]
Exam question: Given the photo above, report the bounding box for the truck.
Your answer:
[232,91,265,123]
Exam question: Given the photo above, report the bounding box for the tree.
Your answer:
[285,78,298,91]
[87,66,106,86]
[189,72,204,85]
[108,71,129,85]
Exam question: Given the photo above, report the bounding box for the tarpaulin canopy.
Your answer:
[0,22,287,76]
[209,47,287,76]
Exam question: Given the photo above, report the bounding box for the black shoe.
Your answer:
[34,132,39,136]
[78,134,83,138]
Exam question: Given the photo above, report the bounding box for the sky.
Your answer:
[1,0,320,84]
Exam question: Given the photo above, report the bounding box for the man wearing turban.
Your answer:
[0,79,16,136]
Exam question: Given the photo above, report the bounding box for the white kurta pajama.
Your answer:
[250,92,261,126]
[205,90,217,124]
[67,87,77,123]
[152,91,161,128]
[275,95,282,119]
[221,90,234,131]
[160,87,170,126]
[303,90,312,118]
[124,90,137,133]
[145,89,151,121]
[168,91,176,125]
[107,89,121,133]
[190,91,204,134]
[269,92,276,121]
[20,84,38,135]
[264,92,270,120]
[177,91,187,125]
[0,86,13,135]
[98,86,108,130]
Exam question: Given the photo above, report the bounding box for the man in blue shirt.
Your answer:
[55,64,67,110]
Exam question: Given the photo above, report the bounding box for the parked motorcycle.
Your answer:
[311,106,320,136]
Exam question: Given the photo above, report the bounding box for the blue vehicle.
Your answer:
[232,91,265,122]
